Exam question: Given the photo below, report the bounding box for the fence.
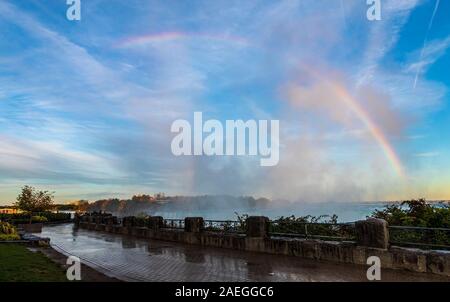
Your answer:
[162,218,184,230]
[199,219,357,241]
[203,220,245,234]
[388,225,450,250]
[76,214,450,276]
[78,214,450,250]
[268,221,356,241]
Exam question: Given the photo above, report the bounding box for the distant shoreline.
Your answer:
[1,198,449,208]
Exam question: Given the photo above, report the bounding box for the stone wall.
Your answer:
[18,223,43,233]
[76,214,450,277]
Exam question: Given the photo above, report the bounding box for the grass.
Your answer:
[0,244,67,282]
[0,234,20,241]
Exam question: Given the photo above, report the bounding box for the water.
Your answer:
[150,202,392,222]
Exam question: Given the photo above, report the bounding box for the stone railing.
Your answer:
[75,214,450,277]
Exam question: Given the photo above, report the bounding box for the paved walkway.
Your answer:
[40,224,450,282]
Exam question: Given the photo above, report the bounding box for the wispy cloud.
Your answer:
[408,36,450,87]
[414,151,440,157]
[0,0,449,202]
[413,0,441,89]
[356,0,422,86]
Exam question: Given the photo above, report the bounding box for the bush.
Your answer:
[267,214,355,239]
[40,212,71,222]
[31,216,48,223]
[371,199,450,228]
[371,199,450,248]
[234,213,355,240]
[134,215,149,227]
[0,234,20,241]
[0,222,20,241]
[0,222,16,234]
[0,212,70,224]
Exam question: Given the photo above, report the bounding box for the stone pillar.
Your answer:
[355,218,389,249]
[94,216,102,224]
[74,213,81,226]
[148,216,164,230]
[246,216,269,238]
[184,217,204,233]
[105,216,117,225]
[122,216,135,227]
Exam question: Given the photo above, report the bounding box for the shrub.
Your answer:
[0,222,16,234]
[0,222,20,241]
[31,216,48,223]
[0,234,20,241]
[0,212,70,224]
[39,212,71,222]
[134,215,149,227]
[371,199,450,248]
[234,213,355,239]
[371,199,450,228]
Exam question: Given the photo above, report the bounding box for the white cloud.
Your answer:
[0,0,449,203]
[414,151,440,157]
[357,0,423,86]
[407,36,450,88]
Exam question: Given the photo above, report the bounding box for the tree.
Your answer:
[15,186,54,223]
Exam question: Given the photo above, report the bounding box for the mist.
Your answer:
[86,194,392,222]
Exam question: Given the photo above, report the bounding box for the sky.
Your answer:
[0,0,449,204]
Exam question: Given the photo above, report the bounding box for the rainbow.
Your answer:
[300,67,406,178]
[117,31,250,48]
[116,33,405,178]
[333,84,405,178]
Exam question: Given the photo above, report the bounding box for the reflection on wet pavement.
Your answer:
[40,224,450,282]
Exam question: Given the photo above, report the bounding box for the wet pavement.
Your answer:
[40,224,450,282]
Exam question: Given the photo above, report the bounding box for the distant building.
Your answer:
[0,208,21,214]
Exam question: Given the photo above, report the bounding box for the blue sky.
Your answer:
[0,0,449,204]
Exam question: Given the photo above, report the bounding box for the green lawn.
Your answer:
[0,244,67,282]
